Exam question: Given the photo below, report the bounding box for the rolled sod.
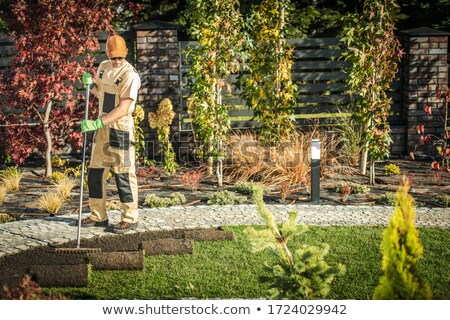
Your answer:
[88,251,144,270]
[141,238,193,256]
[29,264,89,287]
[184,228,234,241]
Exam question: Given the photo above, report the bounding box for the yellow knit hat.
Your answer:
[106,35,128,58]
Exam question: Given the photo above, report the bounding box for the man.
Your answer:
[80,34,141,234]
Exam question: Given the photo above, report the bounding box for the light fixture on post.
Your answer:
[311,139,320,202]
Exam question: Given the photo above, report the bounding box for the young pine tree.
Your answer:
[373,178,432,299]
[246,186,345,299]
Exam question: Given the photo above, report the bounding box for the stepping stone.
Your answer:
[88,251,144,271]
[141,238,193,256]
[29,264,89,287]
[184,228,234,241]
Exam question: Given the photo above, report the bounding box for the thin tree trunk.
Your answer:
[361,148,368,174]
[369,158,376,185]
[43,100,53,177]
[207,140,213,175]
[216,79,223,187]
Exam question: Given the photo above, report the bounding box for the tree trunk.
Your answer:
[215,80,223,187]
[369,158,376,185]
[361,148,368,175]
[43,100,53,177]
[206,140,213,175]
[217,140,223,187]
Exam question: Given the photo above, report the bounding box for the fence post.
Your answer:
[399,27,450,154]
[133,21,181,160]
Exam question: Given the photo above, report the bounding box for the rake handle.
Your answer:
[76,84,91,248]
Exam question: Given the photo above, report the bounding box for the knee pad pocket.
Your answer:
[114,172,134,203]
[88,168,105,199]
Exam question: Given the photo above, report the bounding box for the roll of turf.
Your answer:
[141,238,193,256]
[88,251,144,271]
[29,264,89,287]
[184,228,234,241]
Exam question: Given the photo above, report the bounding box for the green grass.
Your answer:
[44,226,450,300]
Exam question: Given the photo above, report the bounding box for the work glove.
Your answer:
[80,119,104,133]
[82,72,93,85]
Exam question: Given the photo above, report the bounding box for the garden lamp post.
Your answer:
[311,139,320,202]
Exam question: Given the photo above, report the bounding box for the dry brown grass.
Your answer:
[0,185,7,205]
[36,192,64,215]
[0,166,23,192]
[55,176,77,200]
[106,199,122,211]
[225,129,341,186]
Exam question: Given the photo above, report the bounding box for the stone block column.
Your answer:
[133,21,181,159]
[399,27,449,153]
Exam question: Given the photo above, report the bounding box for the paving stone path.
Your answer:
[1,203,449,258]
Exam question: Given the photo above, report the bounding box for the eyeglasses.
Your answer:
[110,57,124,61]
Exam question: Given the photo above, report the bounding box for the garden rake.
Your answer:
[55,73,101,254]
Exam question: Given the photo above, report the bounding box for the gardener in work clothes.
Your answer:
[80,34,141,234]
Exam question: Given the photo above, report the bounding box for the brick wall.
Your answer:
[400,27,450,153]
[134,21,181,160]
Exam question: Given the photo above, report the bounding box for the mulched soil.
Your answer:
[1,157,450,221]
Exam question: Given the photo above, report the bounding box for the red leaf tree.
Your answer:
[0,0,113,176]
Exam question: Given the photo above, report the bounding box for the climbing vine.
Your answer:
[341,0,403,184]
[185,0,247,185]
[240,0,297,142]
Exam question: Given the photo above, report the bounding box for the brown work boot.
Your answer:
[80,217,109,227]
[112,221,138,234]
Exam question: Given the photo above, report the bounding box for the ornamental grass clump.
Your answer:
[36,191,64,215]
[149,98,178,175]
[0,185,6,205]
[373,178,432,299]
[0,166,23,192]
[0,212,15,223]
[245,186,345,299]
[55,176,77,200]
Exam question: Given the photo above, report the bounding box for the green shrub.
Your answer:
[335,181,370,194]
[207,190,246,205]
[51,171,66,184]
[143,192,187,208]
[436,195,450,207]
[384,163,401,176]
[380,191,415,206]
[373,179,432,299]
[245,186,345,299]
[234,181,266,195]
[379,192,396,205]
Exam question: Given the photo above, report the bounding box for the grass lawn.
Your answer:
[45,226,450,300]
